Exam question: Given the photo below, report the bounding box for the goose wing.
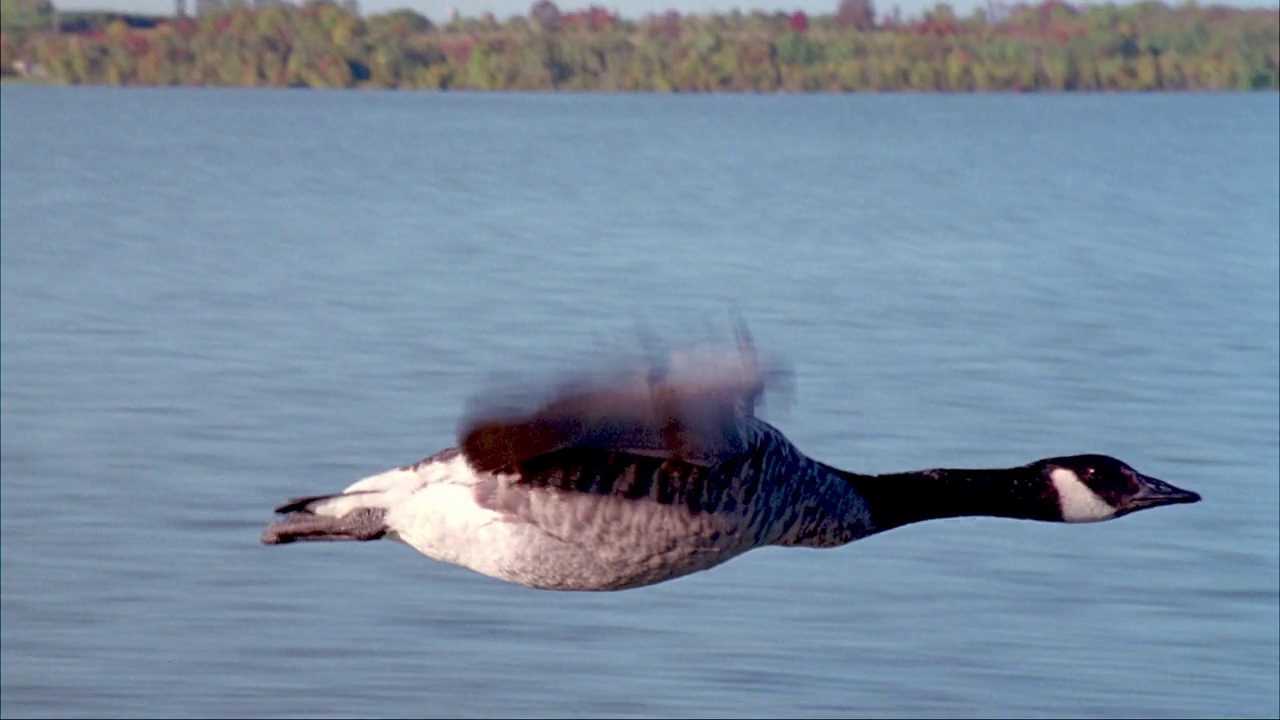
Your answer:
[458,340,783,475]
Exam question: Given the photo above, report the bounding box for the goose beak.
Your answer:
[1128,473,1202,511]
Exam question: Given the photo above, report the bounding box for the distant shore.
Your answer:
[2,2,1276,92]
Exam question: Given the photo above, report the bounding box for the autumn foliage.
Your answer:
[2,0,1276,92]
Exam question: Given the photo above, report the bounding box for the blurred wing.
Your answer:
[459,338,784,474]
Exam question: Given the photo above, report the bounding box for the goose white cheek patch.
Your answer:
[1050,468,1116,523]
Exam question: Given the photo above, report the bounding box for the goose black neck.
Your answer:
[839,465,1060,533]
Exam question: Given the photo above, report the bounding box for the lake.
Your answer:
[1,87,1277,719]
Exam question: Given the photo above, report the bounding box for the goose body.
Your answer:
[262,340,1201,591]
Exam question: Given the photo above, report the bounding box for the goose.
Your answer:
[261,338,1201,591]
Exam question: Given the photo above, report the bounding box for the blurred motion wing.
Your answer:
[458,336,787,474]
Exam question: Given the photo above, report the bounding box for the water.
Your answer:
[1,87,1276,719]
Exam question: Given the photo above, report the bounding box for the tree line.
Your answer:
[1,0,1276,91]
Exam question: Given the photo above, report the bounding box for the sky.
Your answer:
[50,0,1279,26]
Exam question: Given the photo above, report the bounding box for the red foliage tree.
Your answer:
[530,0,561,32]
[648,9,681,41]
[125,33,150,56]
[789,10,809,34]
[173,16,198,39]
[835,0,876,31]
[563,6,618,32]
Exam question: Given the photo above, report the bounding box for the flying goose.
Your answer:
[261,338,1201,591]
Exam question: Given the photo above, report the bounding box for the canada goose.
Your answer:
[261,338,1201,591]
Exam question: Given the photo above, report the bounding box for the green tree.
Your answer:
[1,0,54,31]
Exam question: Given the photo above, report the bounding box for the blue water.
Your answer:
[2,87,1277,719]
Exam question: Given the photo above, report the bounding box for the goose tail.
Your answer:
[261,491,389,545]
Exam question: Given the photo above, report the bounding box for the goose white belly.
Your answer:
[370,454,756,591]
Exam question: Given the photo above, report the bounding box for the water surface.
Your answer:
[2,88,1277,718]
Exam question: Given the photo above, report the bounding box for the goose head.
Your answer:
[1036,454,1201,523]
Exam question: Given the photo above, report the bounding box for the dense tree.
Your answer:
[2,0,1275,92]
[530,0,561,33]
[835,0,876,31]
[789,10,808,34]
[2,0,54,31]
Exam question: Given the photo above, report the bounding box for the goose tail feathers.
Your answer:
[261,491,390,545]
